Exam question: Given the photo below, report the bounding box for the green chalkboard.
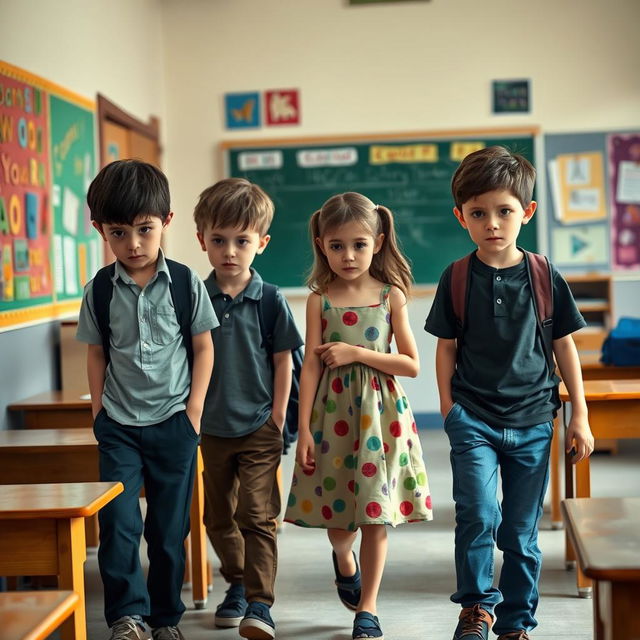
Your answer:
[225,131,537,286]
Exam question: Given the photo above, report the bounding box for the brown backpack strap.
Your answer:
[523,250,555,374]
[450,252,474,336]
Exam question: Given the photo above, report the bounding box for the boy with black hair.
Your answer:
[77,160,217,640]
[425,146,594,640]
[194,178,303,640]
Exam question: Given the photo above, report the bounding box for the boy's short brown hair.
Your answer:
[193,177,274,235]
[451,146,536,210]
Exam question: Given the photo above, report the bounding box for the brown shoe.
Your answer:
[453,604,493,639]
[151,628,185,640]
[497,632,530,640]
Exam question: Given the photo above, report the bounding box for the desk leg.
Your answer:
[190,449,208,609]
[563,403,576,570]
[85,514,99,548]
[550,416,563,529]
[610,582,640,639]
[58,517,87,640]
[574,457,593,598]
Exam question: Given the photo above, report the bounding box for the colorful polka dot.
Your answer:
[371,377,381,391]
[381,483,389,496]
[355,395,362,408]
[323,477,336,491]
[412,421,418,433]
[343,311,358,326]
[366,436,382,451]
[362,463,377,478]
[343,374,350,388]
[322,506,333,520]
[347,480,355,493]
[329,331,342,342]
[301,500,313,513]
[333,499,346,513]
[288,494,296,507]
[390,421,402,437]
[386,379,396,392]
[344,454,356,469]
[321,440,330,454]
[313,430,323,444]
[332,456,343,469]
[314,486,323,496]
[365,326,379,341]
[361,414,372,430]
[404,477,417,491]
[325,399,337,413]
[332,378,344,393]
[334,420,349,436]
[417,472,427,486]
[426,495,432,510]
[366,502,382,518]
[399,501,414,516]
[396,398,405,413]
[353,439,360,452]
[399,453,409,466]
[321,318,328,332]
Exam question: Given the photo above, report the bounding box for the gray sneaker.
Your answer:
[109,617,149,640]
[151,627,185,640]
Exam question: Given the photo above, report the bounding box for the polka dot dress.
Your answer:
[285,285,433,530]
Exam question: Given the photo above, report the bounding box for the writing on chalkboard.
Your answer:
[225,131,537,286]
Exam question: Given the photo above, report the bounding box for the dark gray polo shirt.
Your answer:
[76,251,218,426]
[425,252,586,427]
[202,268,303,438]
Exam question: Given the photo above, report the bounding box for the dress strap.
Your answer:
[380,284,392,308]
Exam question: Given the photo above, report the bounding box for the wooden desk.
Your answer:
[8,390,95,429]
[0,482,122,640]
[0,427,209,610]
[0,590,80,640]
[559,379,640,596]
[549,359,640,530]
[562,497,640,640]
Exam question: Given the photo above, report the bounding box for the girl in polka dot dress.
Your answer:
[285,192,432,640]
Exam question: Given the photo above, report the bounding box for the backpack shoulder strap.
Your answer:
[92,263,116,365]
[523,250,555,374]
[258,282,279,356]
[166,259,194,370]
[450,252,474,337]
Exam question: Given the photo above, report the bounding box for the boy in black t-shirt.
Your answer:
[425,146,594,640]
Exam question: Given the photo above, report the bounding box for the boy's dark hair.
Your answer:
[451,146,536,210]
[87,159,171,225]
[193,178,274,236]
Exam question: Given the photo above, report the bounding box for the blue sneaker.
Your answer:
[239,601,275,640]
[453,605,493,639]
[215,583,248,628]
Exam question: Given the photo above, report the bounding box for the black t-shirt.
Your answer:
[425,253,586,427]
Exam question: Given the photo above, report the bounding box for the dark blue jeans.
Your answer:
[444,403,553,634]
[94,409,199,628]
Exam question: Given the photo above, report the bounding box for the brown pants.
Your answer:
[200,417,282,605]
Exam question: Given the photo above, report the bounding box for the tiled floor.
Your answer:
[81,429,640,639]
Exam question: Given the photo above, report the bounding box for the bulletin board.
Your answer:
[0,60,99,331]
[544,129,640,272]
[223,128,538,287]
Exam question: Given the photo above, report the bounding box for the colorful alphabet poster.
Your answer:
[0,60,98,331]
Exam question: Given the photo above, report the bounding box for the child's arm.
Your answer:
[315,286,419,377]
[435,337,457,418]
[295,293,324,472]
[87,344,106,418]
[553,334,594,462]
[186,330,214,434]
[271,349,293,431]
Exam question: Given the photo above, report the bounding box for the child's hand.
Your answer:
[186,407,202,436]
[566,415,594,463]
[296,429,316,472]
[314,342,357,369]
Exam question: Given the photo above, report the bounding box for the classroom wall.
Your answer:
[159,0,640,415]
[0,0,167,429]
[1,0,638,423]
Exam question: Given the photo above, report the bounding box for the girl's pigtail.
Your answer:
[371,205,413,297]
[306,209,334,293]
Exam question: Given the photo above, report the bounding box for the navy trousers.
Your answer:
[94,409,199,628]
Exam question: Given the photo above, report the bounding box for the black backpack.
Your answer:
[449,249,555,375]
[257,282,304,454]
[91,259,194,369]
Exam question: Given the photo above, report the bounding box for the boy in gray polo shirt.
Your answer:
[194,178,303,640]
[77,160,218,640]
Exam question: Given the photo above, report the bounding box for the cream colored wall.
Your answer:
[2,0,166,130]
[159,0,640,414]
